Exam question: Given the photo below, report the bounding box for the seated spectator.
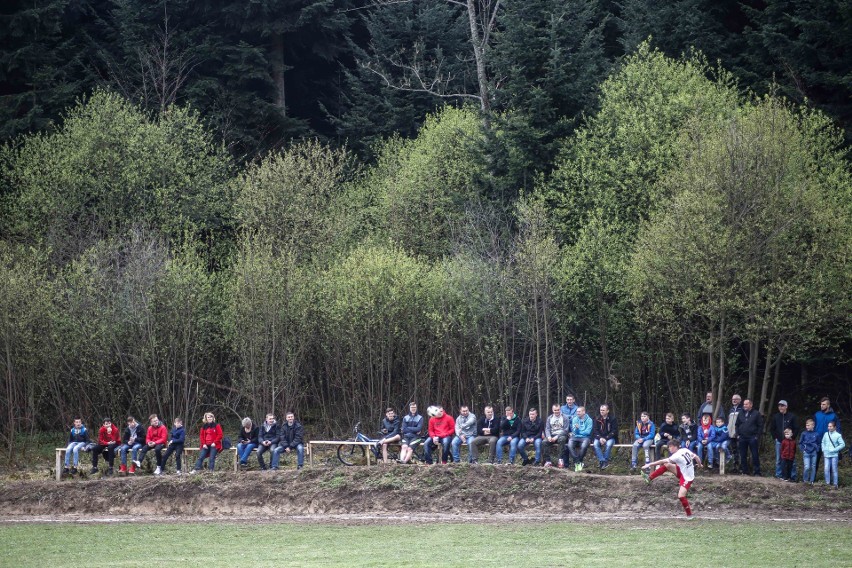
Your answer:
[192,412,223,473]
[709,416,732,468]
[237,417,259,468]
[399,402,424,464]
[62,417,89,475]
[256,414,279,471]
[470,405,498,464]
[119,416,145,474]
[495,406,521,464]
[135,414,167,473]
[515,408,544,466]
[631,411,656,471]
[695,413,715,467]
[272,412,305,470]
[564,406,594,471]
[592,404,618,469]
[424,406,455,465]
[679,413,697,452]
[377,407,401,464]
[451,405,477,464]
[160,417,186,475]
[90,417,120,476]
[654,413,679,460]
[542,404,568,468]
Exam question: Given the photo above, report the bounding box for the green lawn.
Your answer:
[0,520,848,567]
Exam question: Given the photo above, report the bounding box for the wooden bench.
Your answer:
[55,446,240,480]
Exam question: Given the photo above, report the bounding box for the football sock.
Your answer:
[649,465,667,480]
[679,496,692,516]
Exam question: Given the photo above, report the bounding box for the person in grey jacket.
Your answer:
[542,404,568,467]
[451,405,478,463]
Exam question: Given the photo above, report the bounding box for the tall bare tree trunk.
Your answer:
[271,34,287,116]
[465,0,491,118]
[747,339,759,401]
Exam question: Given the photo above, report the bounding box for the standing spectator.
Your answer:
[236,417,259,468]
[592,404,619,470]
[515,408,544,466]
[727,394,744,470]
[135,414,167,473]
[495,406,521,464]
[272,412,305,470]
[399,402,424,464]
[696,391,725,421]
[799,418,820,485]
[736,399,764,476]
[119,416,145,474]
[161,417,186,475]
[62,418,89,475]
[256,414,279,470]
[814,397,840,476]
[561,394,578,422]
[780,428,797,482]
[709,416,732,468]
[542,404,568,468]
[451,405,477,464]
[192,412,223,473]
[377,407,401,464]
[565,406,594,471]
[770,400,799,480]
[423,406,455,465]
[654,413,680,460]
[90,418,120,475]
[679,413,697,452]
[470,405,498,464]
[631,412,656,471]
[821,421,845,488]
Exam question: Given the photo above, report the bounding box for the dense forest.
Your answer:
[0,0,850,454]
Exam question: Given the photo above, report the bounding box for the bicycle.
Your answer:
[337,422,425,465]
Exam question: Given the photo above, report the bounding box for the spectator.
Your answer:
[135,414,167,473]
[272,412,304,470]
[561,394,579,422]
[495,406,521,464]
[709,416,732,468]
[377,407,401,464]
[161,417,186,475]
[236,417,259,468]
[515,408,544,466]
[814,397,840,476]
[695,413,715,468]
[654,413,680,460]
[451,405,477,464]
[780,428,797,482]
[565,406,594,471]
[119,416,145,475]
[679,413,697,453]
[631,412,656,471]
[424,406,455,465]
[62,418,90,475]
[90,418,120,476]
[256,414,279,471]
[542,404,568,468]
[399,402,424,464]
[821,421,845,489]
[192,412,223,473]
[736,399,764,476]
[470,405,498,464]
[727,394,744,470]
[592,404,619,470]
[770,400,799,480]
[696,391,725,421]
[799,418,820,485]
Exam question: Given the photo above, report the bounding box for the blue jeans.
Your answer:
[824,456,839,486]
[514,438,542,464]
[802,451,817,483]
[257,444,275,469]
[568,437,591,463]
[237,442,257,464]
[119,443,143,465]
[64,442,86,467]
[451,436,475,463]
[775,440,798,480]
[194,446,218,471]
[593,438,615,463]
[495,436,514,463]
[696,441,711,463]
[632,439,653,466]
[271,444,304,468]
[709,441,731,466]
[424,436,452,464]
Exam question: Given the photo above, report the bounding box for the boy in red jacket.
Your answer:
[780,428,797,481]
[424,406,455,464]
[192,412,223,473]
[91,418,121,475]
[135,414,168,473]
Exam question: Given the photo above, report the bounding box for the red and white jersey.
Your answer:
[669,448,697,482]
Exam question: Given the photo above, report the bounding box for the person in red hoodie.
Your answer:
[192,411,223,473]
[423,406,455,464]
[90,418,121,476]
[135,414,167,473]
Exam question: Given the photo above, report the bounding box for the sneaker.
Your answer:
[154,466,162,475]
[630,464,637,472]
[641,468,651,484]
[521,457,530,466]
[578,462,584,471]
[62,467,70,475]
[128,464,136,474]
[71,467,78,475]
[544,461,552,468]
[574,463,581,472]
[133,460,141,468]
[119,464,127,474]
[188,469,197,475]
[90,467,99,474]
[601,461,610,470]
[106,467,114,476]
[297,465,303,470]
[685,514,695,520]
[175,470,182,476]
[557,459,564,469]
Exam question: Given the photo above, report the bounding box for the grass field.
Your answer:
[1,520,849,567]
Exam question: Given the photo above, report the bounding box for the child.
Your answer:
[679,413,697,452]
[654,413,680,459]
[780,427,796,481]
[696,413,715,467]
[160,417,186,475]
[192,412,223,473]
[709,416,732,467]
[63,418,90,474]
[798,418,820,485]
[91,418,120,475]
[821,421,846,488]
[642,438,702,519]
[631,412,656,471]
[119,416,146,474]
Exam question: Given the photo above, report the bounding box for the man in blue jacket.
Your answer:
[564,406,594,471]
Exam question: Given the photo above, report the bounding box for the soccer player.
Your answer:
[642,438,702,519]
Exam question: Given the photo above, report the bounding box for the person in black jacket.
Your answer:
[237,417,259,468]
[256,414,279,471]
[377,407,401,464]
[119,416,146,474]
[735,399,765,476]
[592,404,619,469]
[272,412,304,470]
[769,400,799,480]
[516,408,544,466]
[654,413,680,461]
[471,405,499,464]
[496,406,521,464]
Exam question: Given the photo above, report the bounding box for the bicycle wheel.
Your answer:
[337,443,366,466]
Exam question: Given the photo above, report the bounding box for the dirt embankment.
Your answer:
[1,466,849,522]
